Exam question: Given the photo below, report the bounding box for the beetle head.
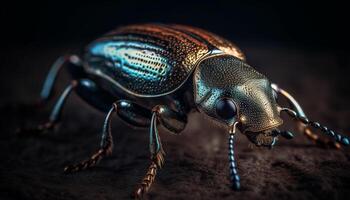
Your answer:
[194,54,283,147]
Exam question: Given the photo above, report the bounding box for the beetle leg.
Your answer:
[272,83,343,148]
[63,100,154,174]
[64,103,116,173]
[39,55,84,104]
[16,80,78,135]
[152,105,188,134]
[114,100,152,128]
[134,105,187,199]
[17,78,115,136]
[134,112,164,199]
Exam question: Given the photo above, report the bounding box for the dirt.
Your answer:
[0,44,350,200]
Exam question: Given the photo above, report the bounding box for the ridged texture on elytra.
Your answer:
[84,24,245,97]
[170,24,246,61]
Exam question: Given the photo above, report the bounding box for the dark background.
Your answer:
[1,1,350,200]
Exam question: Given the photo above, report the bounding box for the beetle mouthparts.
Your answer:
[245,129,280,147]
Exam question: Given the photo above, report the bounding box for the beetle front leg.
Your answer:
[64,104,116,173]
[134,105,187,199]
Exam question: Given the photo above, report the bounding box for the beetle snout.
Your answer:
[237,111,283,134]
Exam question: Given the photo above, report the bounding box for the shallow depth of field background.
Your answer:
[0,1,349,200]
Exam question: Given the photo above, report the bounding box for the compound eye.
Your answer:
[216,98,237,120]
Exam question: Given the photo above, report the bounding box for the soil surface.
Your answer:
[1,44,350,200]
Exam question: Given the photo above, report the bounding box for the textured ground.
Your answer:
[0,44,350,200]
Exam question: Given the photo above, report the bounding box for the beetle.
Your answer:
[19,23,350,198]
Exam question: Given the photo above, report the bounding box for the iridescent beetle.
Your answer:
[19,24,349,198]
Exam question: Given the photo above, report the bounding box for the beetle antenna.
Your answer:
[279,107,350,146]
[228,122,240,190]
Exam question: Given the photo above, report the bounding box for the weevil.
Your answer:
[19,24,350,198]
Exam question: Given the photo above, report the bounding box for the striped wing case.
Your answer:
[85,24,245,97]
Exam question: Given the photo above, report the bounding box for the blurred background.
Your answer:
[0,1,349,200]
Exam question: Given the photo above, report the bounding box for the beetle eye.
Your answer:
[216,98,237,120]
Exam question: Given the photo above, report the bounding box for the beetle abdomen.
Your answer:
[85,24,245,97]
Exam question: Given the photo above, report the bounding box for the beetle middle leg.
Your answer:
[64,103,116,173]
[63,100,153,173]
[133,104,187,199]
[63,101,188,199]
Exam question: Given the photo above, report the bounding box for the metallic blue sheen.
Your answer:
[41,56,67,101]
[90,41,169,81]
[341,137,350,145]
[49,83,75,122]
[336,134,342,142]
